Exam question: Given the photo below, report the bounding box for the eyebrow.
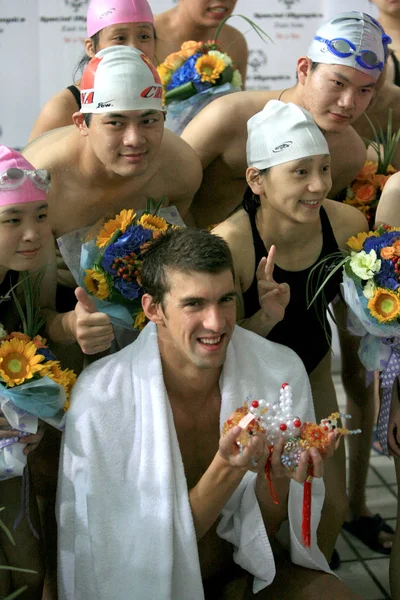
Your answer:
[179,291,237,304]
[0,203,48,216]
[332,71,376,87]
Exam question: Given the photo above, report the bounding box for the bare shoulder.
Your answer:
[29,88,80,142]
[23,126,77,170]
[181,90,273,166]
[376,172,400,227]
[213,211,251,263]
[160,129,202,186]
[327,127,366,196]
[323,199,369,248]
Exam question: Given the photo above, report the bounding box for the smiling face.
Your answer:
[298,60,377,133]
[76,109,164,178]
[0,201,51,281]
[86,22,156,63]
[179,0,237,26]
[145,268,237,374]
[247,154,332,224]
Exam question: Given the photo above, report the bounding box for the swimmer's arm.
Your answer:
[167,138,203,219]
[28,89,79,142]
[376,172,400,227]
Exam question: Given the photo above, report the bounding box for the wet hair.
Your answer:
[242,168,269,214]
[141,228,235,305]
[72,25,157,81]
[83,113,92,127]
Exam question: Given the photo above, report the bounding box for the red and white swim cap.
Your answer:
[80,46,163,114]
[87,0,154,38]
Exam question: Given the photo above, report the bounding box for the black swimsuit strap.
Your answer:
[66,85,81,110]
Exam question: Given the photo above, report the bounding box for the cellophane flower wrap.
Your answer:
[342,110,400,226]
[340,226,400,454]
[80,205,180,332]
[0,327,76,480]
[158,40,242,135]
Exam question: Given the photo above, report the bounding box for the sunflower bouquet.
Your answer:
[343,110,400,226]
[158,38,242,135]
[81,204,177,332]
[0,276,76,479]
[309,225,400,454]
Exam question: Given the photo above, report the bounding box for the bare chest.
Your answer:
[169,395,221,490]
[49,178,170,238]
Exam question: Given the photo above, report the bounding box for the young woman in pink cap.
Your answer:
[0,145,54,598]
[29,0,156,141]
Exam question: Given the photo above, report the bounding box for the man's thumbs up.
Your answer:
[71,287,114,354]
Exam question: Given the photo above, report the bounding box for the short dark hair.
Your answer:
[242,167,269,214]
[73,32,100,81]
[141,228,235,304]
[83,113,93,127]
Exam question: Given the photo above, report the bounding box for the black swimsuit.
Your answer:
[67,85,81,110]
[242,207,342,374]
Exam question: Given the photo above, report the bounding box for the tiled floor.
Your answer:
[333,374,396,600]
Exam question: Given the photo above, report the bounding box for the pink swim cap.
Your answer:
[87,0,154,38]
[0,146,49,207]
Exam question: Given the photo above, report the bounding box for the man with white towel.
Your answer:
[57,228,361,599]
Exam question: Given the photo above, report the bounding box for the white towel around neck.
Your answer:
[57,322,330,600]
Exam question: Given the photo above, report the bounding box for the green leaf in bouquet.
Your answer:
[145,197,167,216]
[363,108,400,174]
[11,270,45,338]
[306,252,349,309]
[214,14,272,45]
[217,65,234,86]
[165,82,197,104]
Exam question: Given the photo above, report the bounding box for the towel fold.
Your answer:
[57,322,330,600]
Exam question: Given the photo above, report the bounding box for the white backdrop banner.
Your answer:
[0,0,378,148]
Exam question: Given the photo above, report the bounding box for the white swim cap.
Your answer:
[307,11,390,80]
[80,46,163,114]
[247,101,329,170]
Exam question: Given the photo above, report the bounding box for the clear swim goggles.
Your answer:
[0,168,51,191]
[313,35,391,71]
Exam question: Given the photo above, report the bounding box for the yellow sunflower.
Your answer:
[157,63,173,86]
[84,269,111,301]
[133,311,147,331]
[0,338,46,387]
[346,230,378,251]
[137,214,169,232]
[195,55,225,84]
[96,209,136,248]
[368,288,400,322]
[46,363,76,406]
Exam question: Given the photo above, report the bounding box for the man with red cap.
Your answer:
[24,45,202,355]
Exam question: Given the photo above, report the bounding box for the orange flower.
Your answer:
[381,246,395,259]
[163,52,186,71]
[355,161,378,181]
[372,174,390,191]
[355,183,376,204]
[351,180,366,195]
[393,240,400,256]
[180,40,203,58]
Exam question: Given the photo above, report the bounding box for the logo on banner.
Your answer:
[278,0,300,8]
[248,50,268,73]
[65,0,89,12]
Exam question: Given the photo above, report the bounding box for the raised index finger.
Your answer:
[264,245,277,282]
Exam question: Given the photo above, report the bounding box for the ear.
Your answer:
[297,56,313,85]
[246,167,265,196]
[84,37,96,58]
[73,112,89,136]
[142,294,166,326]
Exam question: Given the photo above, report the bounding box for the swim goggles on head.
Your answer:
[0,168,51,192]
[313,35,390,71]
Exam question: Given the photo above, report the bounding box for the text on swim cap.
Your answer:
[141,86,163,99]
[272,141,293,153]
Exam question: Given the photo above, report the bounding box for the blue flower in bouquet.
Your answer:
[102,225,152,274]
[114,277,142,300]
[167,54,202,91]
[363,231,400,254]
[36,347,57,361]
[374,258,400,291]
